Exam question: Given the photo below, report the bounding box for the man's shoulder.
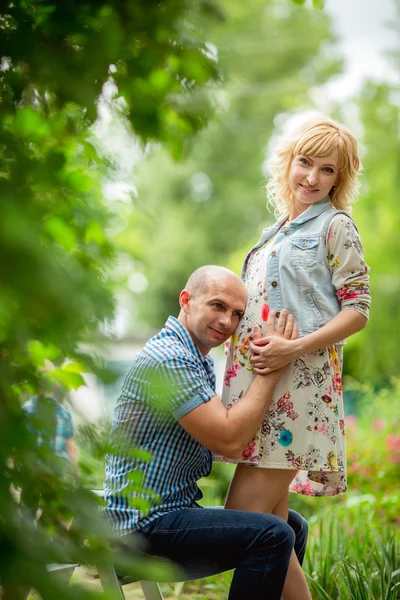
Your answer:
[125,331,203,392]
[122,319,208,396]
[143,322,196,366]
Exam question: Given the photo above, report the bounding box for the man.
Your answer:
[104,265,307,600]
[20,361,78,520]
[23,360,79,471]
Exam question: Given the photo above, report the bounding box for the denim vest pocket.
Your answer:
[304,290,324,329]
[290,237,319,268]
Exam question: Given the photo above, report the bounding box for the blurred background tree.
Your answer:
[345,79,400,382]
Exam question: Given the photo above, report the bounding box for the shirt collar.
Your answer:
[290,196,332,226]
[165,316,214,369]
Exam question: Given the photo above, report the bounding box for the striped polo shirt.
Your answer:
[103,316,216,536]
[23,396,75,462]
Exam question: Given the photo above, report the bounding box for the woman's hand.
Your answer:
[250,310,299,374]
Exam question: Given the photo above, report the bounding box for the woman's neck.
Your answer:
[287,207,305,223]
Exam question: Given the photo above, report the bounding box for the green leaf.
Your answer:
[50,368,85,390]
[130,448,153,462]
[14,108,51,141]
[62,168,93,193]
[149,69,171,92]
[28,340,61,367]
[127,471,144,484]
[62,361,88,374]
[84,222,106,245]
[43,216,76,251]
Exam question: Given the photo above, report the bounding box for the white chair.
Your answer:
[23,563,80,599]
[92,490,164,600]
[96,562,164,600]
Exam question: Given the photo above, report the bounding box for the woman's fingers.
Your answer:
[275,310,295,339]
[276,310,288,335]
[265,310,277,336]
[252,325,263,341]
[282,313,294,339]
[259,309,297,340]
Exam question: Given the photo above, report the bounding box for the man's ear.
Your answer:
[179,289,191,314]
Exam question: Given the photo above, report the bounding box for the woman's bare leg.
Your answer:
[225,464,312,600]
[273,493,311,600]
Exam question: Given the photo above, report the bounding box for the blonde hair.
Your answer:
[266,116,361,218]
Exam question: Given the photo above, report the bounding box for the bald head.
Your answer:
[185,265,244,299]
[179,265,247,355]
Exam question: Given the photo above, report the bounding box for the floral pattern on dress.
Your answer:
[214,214,370,497]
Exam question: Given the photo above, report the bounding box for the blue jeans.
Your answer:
[121,506,308,600]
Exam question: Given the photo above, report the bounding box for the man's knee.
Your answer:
[275,517,296,547]
[288,509,308,565]
[258,514,295,552]
[288,509,308,539]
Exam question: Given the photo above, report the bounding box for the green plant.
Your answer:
[305,505,399,599]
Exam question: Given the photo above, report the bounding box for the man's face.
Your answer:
[182,277,247,355]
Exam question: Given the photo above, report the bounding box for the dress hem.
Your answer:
[213,457,345,473]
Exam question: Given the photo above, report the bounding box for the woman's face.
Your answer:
[288,149,339,214]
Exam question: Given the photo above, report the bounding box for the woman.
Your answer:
[215,116,371,598]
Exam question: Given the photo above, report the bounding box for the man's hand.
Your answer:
[250,309,299,374]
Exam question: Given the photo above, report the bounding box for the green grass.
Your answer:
[305,504,399,599]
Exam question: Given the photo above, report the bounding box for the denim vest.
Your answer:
[242,197,351,341]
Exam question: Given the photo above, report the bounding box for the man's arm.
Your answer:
[178,372,281,458]
[178,310,296,459]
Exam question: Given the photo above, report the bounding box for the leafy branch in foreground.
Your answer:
[0,1,220,597]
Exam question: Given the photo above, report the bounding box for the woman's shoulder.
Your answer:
[326,211,364,252]
[327,211,357,232]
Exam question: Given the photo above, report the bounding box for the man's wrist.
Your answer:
[255,369,281,383]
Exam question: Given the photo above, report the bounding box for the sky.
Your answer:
[324,0,399,100]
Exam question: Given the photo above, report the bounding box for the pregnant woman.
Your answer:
[216,116,371,598]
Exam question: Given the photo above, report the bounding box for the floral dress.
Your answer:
[214,214,371,496]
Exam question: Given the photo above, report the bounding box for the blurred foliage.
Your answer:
[345,78,400,382]
[340,378,400,521]
[0,0,222,597]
